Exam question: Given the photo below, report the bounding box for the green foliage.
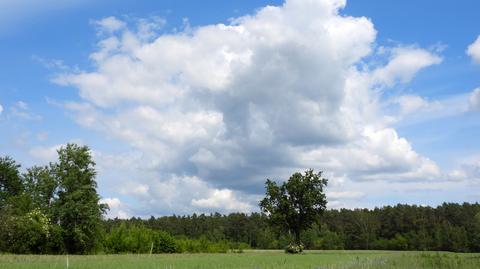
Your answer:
[52,144,108,254]
[176,236,229,253]
[285,242,304,253]
[0,157,51,254]
[229,242,250,253]
[0,208,62,254]
[0,143,107,254]
[0,156,23,210]
[23,166,57,216]
[259,169,328,247]
[372,234,409,250]
[126,202,480,253]
[313,225,345,250]
[153,231,178,253]
[471,213,480,252]
[104,223,178,253]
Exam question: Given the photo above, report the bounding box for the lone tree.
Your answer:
[259,169,328,252]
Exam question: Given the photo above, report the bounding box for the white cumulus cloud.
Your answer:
[53,0,446,214]
[467,36,480,64]
[469,88,480,111]
[191,189,253,212]
[29,144,63,163]
[372,47,442,87]
[100,197,129,219]
[327,191,365,200]
[392,95,440,115]
[94,16,126,34]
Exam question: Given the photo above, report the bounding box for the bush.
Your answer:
[0,209,60,254]
[206,240,229,253]
[372,234,408,250]
[315,229,344,250]
[176,236,229,253]
[285,243,304,253]
[229,242,250,253]
[103,223,179,254]
[153,231,178,253]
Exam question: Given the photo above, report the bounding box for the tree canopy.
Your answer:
[0,143,107,254]
[0,156,23,210]
[259,169,328,251]
[53,144,108,254]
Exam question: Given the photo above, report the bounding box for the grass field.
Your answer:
[0,250,479,269]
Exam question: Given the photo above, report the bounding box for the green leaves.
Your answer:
[259,169,328,247]
[23,166,57,215]
[104,223,179,254]
[53,144,107,254]
[0,143,108,254]
[0,156,23,209]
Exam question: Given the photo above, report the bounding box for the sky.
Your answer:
[0,0,479,218]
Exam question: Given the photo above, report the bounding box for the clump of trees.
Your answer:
[0,144,107,254]
[0,145,239,254]
[2,151,480,254]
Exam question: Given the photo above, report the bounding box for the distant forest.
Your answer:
[1,144,479,254]
[107,202,480,253]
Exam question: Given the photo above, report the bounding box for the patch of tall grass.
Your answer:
[0,251,478,269]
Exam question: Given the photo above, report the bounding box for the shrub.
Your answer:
[103,223,179,254]
[314,229,344,250]
[0,209,59,254]
[153,231,178,253]
[229,242,250,253]
[285,243,304,253]
[175,237,229,253]
[372,234,408,250]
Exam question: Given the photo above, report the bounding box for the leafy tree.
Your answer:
[0,156,23,209]
[351,209,379,249]
[259,169,328,251]
[316,227,344,250]
[52,144,108,254]
[472,213,480,251]
[23,166,57,216]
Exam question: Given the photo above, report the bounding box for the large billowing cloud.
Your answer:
[53,0,445,216]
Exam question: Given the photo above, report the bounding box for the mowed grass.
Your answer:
[0,250,479,269]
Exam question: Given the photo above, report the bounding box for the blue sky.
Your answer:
[1,0,479,218]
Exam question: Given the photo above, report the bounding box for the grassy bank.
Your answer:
[0,251,478,269]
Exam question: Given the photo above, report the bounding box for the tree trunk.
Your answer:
[294,230,301,244]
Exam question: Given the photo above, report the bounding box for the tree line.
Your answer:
[1,145,479,254]
[112,202,480,253]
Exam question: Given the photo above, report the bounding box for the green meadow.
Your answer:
[1,251,479,269]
